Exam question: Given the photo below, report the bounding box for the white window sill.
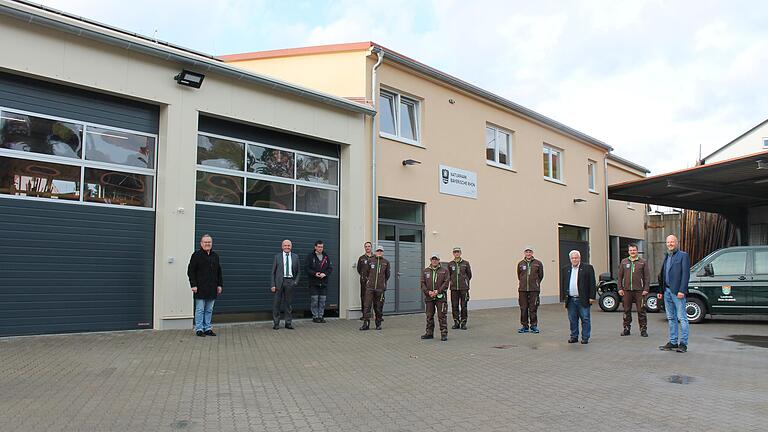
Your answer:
[589,189,600,195]
[486,161,516,172]
[380,132,423,148]
[543,176,566,186]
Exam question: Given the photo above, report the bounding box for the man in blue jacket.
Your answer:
[657,235,691,353]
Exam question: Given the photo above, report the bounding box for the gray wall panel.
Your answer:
[0,198,155,336]
[194,204,340,315]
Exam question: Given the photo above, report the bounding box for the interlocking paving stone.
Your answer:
[1,305,767,431]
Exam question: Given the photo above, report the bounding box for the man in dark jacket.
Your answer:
[306,240,333,323]
[448,246,472,330]
[657,235,691,353]
[187,234,223,337]
[517,245,544,334]
[421,253,450,341]
[359,244,391,331]
[617,243,651,337]
[559,250,596,344]
[356,242,374,319]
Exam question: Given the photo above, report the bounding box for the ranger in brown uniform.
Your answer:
[421,253,450,341]
[359,244,391,331]
[448,246,472,330]
[617,243,651,337]
[516,245,544,334]
[356,241,374,319]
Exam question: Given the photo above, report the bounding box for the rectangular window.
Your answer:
[379,89,420,144]
[755,250,768,274]
[0,107,157,209]
[588,160,597,191]
[543,145,563,181]
[485,124,513,167]
[763,137,768,148]
[196,132,340,217]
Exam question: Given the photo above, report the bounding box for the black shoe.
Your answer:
[359,321,370,331]
[451,321,460,329]
[621,329,631,336]
[319,318,326,323]
[196,330,205,337]
[641,330,648,337]
[675,343,688,353]
[568,338,578,343]
[359,316,364,321]
[273,324,280,330]
[285,323,294,330]
[375,321,382,330]
[420,334,434,340]
[659,342,678,351]
[460,322,467,330]
[581,339,589,344]
[440,335,448,342]
[312,318,318,323]
[204,330,216,337]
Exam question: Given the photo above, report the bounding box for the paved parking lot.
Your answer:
[1,304,767,432]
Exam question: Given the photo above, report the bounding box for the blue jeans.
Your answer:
[663,289,688,345]
[566,297,591,341]
[194,298,215,332]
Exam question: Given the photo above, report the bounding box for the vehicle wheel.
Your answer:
[686,297,706,324]
[645,295,659,313]
[599,293,620,312]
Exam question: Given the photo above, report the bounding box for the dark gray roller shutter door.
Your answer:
[0,73,158,336]
[195,204,340,314]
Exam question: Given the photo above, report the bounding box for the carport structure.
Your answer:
[608,151,768,245]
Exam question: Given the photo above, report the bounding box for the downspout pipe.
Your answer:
[604,155,611,274]
[370,48,384,244]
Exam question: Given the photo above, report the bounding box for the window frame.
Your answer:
[378,88,422,147]
[762,137,768,149]
[0,106,158,211]
[587,160,598,193]
[196,131,340,218]
[543,144,564,183]
[485,123,515,170]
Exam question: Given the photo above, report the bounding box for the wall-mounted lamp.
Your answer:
[757,159,768,170]
[174,70,205,88]
[402,159,422,166]
[448,98,456,104]
[573,198,587,203]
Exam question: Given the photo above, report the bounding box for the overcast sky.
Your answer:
[35,0,768,174]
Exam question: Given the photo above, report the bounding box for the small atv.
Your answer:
[597,272,661,313]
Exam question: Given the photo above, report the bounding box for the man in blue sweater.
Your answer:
[657,235,691,353]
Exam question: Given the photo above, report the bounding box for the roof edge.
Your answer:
[219,42,374,62]
[607,153,650,174]
[703,117,768,161]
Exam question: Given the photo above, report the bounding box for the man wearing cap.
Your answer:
[356,242,374,320]
[448,246,472,330]
[618,243,650,337]
[359,244,391,331]
[517,246,544,334]
[421,253,450,341]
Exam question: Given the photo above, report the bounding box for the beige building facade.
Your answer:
[223,42,649,314]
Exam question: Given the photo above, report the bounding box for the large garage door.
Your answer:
[194,116,340,316]
[0,72,158,336]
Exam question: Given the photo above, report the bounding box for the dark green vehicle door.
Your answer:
[751,249,768,314]
[697,249,750,315]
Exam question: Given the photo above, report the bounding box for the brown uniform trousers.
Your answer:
[518,292,540,327]
[363,289,386,323]
[618,257,650,331]
[426,301,448,336]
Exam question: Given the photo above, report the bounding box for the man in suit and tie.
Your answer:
[271,239,300,330]
[560,250,597,344]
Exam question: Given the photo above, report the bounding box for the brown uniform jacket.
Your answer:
[448,259,472,290]
[361,256,391,291]
[617,257,651,291]
[356,254,373,281]
[421,265,450,302]
[517,258,544,292]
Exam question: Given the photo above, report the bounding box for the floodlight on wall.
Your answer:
[402,159,422,166]
[174,70,205,88]
[573,198,587,203]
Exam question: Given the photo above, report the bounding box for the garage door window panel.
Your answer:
[1,110,82,159]
[296,186,337,216]
[246,179,294,210]
[196,171,244,205]
[84,168,153,207]
[197,135,244,171]
[85,126,155,169]
[296,154,338,186]
[0,156,80,200]
[247,144,294,179]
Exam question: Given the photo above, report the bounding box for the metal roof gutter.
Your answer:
[607,153,651,174]
[0,0,375,116]
[376,46,613,152]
